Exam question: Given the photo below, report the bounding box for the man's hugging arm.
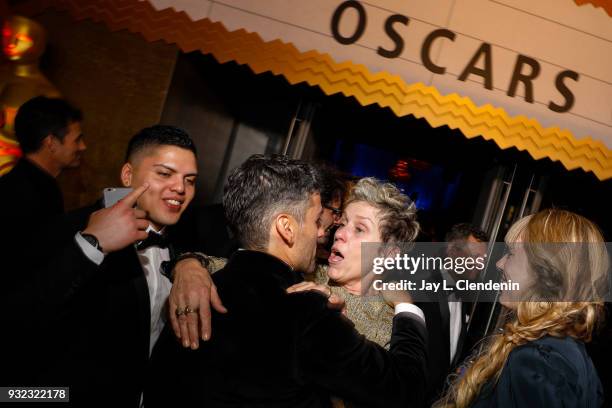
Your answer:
[294,292,428,408]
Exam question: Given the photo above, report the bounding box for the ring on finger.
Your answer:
[184,306,198,314]
[175,307,186,317]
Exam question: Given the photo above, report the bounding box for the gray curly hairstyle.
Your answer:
[346,177,419,244]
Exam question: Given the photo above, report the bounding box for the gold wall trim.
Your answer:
[13,0,612,180]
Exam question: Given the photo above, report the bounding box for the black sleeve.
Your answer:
[298,303,428,408]
[0,205,101,329]
[0,238,101,329]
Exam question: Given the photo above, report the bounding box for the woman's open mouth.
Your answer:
[328,247,344,264]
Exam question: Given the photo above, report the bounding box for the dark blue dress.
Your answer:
[472,336,603,407]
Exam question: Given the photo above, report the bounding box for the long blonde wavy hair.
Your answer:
[436,208,609,408]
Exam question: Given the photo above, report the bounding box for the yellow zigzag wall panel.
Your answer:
[574,0,612,17]
[12,0,612,180]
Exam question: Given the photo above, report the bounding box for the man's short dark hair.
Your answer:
[223,154,321,250]
[125,125,196,162]
[445,223,489,243]
[14,96,83,154]
[315,164,347,208]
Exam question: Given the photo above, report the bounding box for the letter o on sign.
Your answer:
[331,1,367,45]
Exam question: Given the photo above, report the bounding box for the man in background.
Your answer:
[419,222,489,404]
[314,164,347,262]
[0,96,85,248]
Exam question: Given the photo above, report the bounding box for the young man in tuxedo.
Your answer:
[0,125,217,407]
[68,125,202,405]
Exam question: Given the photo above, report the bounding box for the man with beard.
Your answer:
[150,155,428,408]
[166,163,347,349]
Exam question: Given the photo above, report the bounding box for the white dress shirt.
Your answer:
[75,226,171,355]
[136,229,172,355]
[395,303,426,325]
[440,267,462,363]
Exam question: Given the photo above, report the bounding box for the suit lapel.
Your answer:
[130,249,152,357]
[108,247,151,358]
[451,302,470,368]
[431,269,451,365]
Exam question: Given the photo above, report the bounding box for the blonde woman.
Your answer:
[437,209,609,408]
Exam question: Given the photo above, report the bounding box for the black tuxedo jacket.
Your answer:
[415,269,451,405]
[0,158,63,228]
[0,159,66,266]
[0,201,159,407]
[415,267,473,405]
[150,250,428,408]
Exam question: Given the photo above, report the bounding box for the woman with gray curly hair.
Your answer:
[289,177,420,348]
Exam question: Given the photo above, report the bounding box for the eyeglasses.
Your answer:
[323,204,342,218]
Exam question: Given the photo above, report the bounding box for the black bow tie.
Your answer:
[136,232,169,251]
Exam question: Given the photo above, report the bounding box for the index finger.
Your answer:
[117,183,149,208]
